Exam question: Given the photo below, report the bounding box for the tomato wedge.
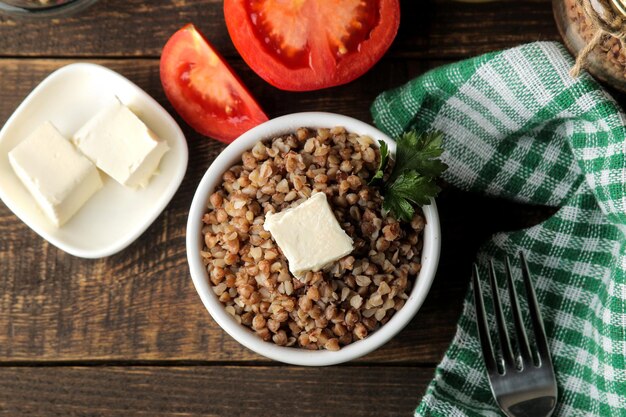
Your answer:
[224,0,400,91]
[160,24,268,143]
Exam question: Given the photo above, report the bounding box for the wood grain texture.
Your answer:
[0,1,572,415]
[0,365,433,416]
[0,59,556,363]
[0,56,557,362]
[0,58,442,362]
[0,0,558,59]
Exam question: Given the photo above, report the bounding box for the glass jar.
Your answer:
[0,0,98,17]
[553,0,626,91]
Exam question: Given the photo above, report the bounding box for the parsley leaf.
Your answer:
[382,193,415,223]
[389,131,448,182]
[382,172,441,221]
[368,140,389,185]
[376,130,447,221]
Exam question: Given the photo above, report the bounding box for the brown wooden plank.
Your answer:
[0,58,555,363]
[0,57,423,131]
[0,57,448,363]
[0,365,432,416]
[0,0,558,59]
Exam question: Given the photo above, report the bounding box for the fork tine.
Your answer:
[519,252,552,365]
[472,263,498,374]
[487,260,516,369]
[505,256,533,365]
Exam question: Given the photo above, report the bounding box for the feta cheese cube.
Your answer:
[73,99,169,188]
[8,122,103,227]
[264,192,354,279]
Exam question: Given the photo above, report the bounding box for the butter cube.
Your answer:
[264,192,354,279]
[9,122,103,227]
[73,99,169,188]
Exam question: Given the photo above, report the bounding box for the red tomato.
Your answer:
[160,24,268,143]
[223,0,400,91]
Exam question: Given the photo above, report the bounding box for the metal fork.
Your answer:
[471,253,557,417]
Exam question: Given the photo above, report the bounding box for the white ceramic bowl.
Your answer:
[0,63,188,258]
[187,112,440,366]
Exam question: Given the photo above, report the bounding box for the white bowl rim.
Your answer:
[186,112,440,366]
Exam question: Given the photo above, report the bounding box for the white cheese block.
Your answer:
[8,122,103,227]
[73,98,169,188]
[264,192,354,279]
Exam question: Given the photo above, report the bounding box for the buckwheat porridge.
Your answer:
[200,127,425,351]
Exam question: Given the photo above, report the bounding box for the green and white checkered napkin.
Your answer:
[371,42,626,417]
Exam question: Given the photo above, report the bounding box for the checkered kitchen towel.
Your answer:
[371,42,626,416]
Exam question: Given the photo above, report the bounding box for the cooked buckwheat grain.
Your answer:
[201,127,425,350]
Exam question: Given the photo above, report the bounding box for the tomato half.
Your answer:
[224,0,400,91]
[160,24,268,143]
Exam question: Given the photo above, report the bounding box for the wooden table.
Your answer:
[0,1,559,415]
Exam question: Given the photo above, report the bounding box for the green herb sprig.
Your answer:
[370,130,448,222]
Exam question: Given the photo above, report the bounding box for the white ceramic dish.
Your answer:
[0,63,188,258]
[187,112,440,366]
